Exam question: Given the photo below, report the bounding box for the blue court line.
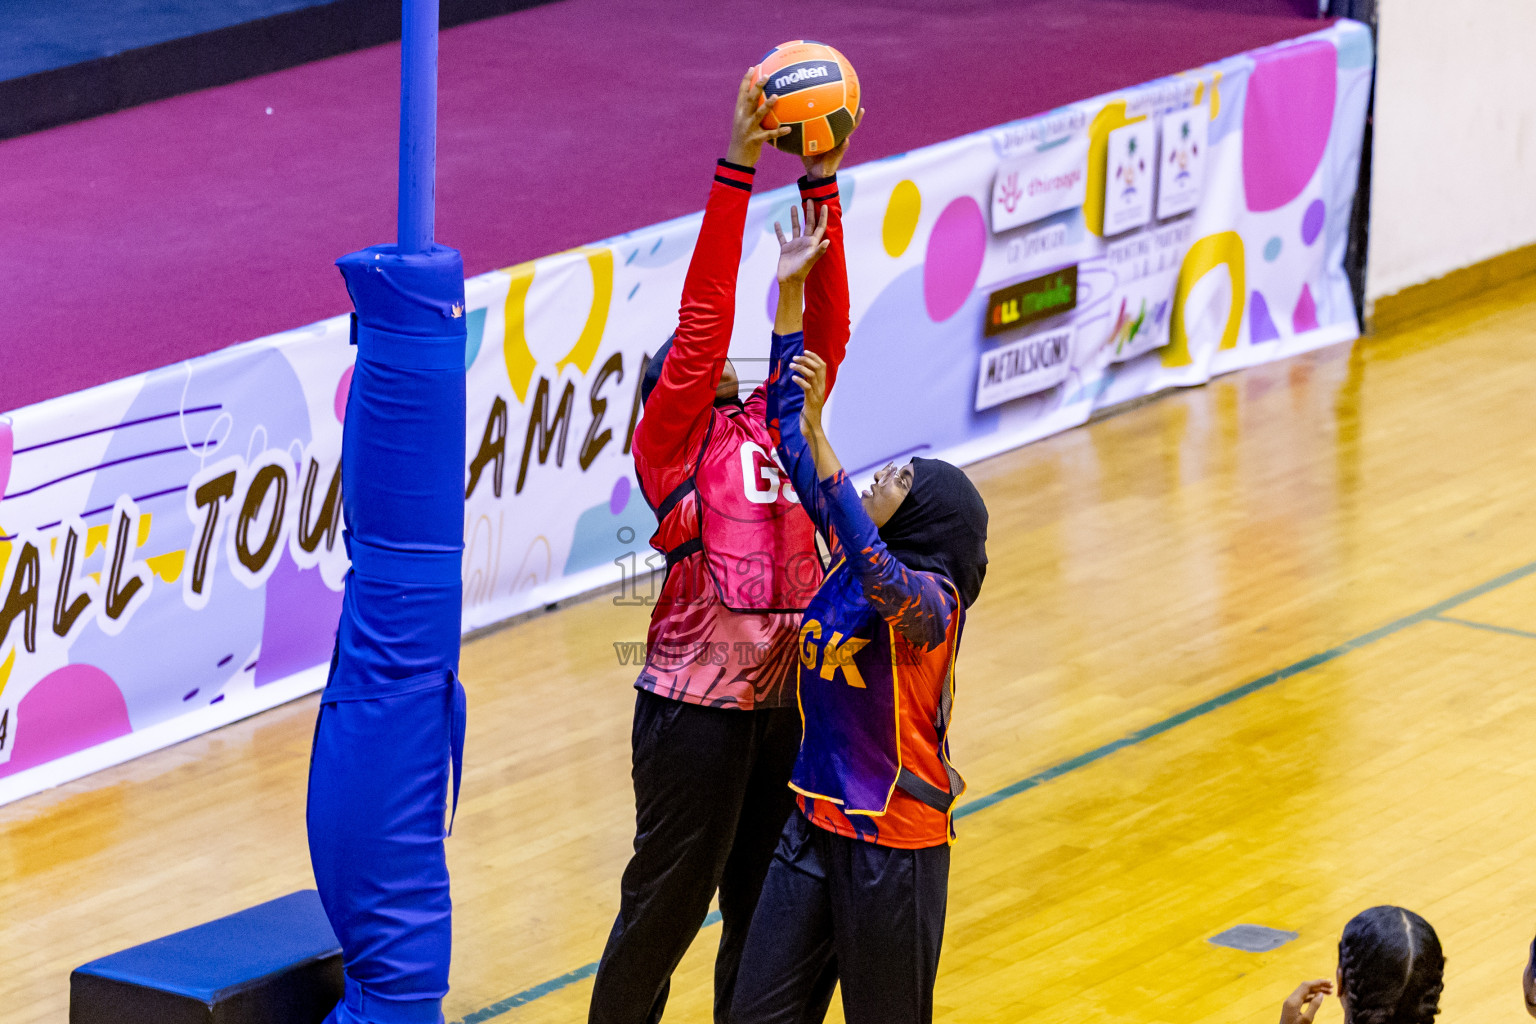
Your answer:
[454,911,722,1024]
[1431,614,1536,641]
[458,964,598,1022]
[449,559,1536,1022]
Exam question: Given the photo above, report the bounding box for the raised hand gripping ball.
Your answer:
[756,40,860,156]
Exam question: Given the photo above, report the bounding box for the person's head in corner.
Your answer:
[859,456,988,609]
[1337,907,1443,1024]
[639,335,740,410]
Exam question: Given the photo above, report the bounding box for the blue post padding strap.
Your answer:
[448,677,465,836]
[357,324,467,371]
[346,533,462,585]
[322,667,452,705]
[308,242,466,1013]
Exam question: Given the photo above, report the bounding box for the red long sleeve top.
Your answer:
[630,160,849,709]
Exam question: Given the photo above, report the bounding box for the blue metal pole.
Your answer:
[399,0,439,254]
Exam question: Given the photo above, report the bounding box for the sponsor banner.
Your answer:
[1104,120,1158,236]
[0,23,1373,803]
[1097,221,1193,364]
[985,266,1078,337]
[990,131,1090,234]
[1158,105,1208,219]
[976,327,1076,410]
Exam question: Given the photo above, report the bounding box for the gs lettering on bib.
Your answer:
[655,411,822,614]
[739,442,801,506]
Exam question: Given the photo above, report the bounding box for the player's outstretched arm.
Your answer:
[767,200,833,539]
[638,70,788,462]
[788,347,952,647]
[800,108,861,394]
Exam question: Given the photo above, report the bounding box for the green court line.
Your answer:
[450,559,1536,1023]
[1431,614,1536,641]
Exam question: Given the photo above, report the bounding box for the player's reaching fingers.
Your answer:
[794,351,826,376]
[799,202,825,247]
[749,113,788,144]
[1279,981,1332,1024]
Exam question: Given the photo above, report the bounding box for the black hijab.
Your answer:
[639,335,675,407]
[878,457,989,608]
[639,334,741,410]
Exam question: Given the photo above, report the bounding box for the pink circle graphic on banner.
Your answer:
[334,365,353,423]
[0,418,11,505]
[923,197,986,322]
[610,476,631,515]
[0,665,132,778]
[1243,40,1336,212]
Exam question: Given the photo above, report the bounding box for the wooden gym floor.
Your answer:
[7,275,1536,1023]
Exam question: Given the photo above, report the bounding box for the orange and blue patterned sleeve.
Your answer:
[768,330,836,549]
[820,469,955,650]
[768,331,954,649]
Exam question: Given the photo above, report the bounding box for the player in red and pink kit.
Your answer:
[588,69,860,1024]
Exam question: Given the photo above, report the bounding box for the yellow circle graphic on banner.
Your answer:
[882,180,921,257]
[501,247,614,401]
[1165,231,1246,367]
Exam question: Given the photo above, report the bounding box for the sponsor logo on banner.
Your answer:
[1004,223,1070,270]
[1157,107,1207,220]
[1097,221,1192,363]
[991,133,1090,234]
[975,326,1075,410]
[984,266,1078,337]
[1125,81,1199,119]
[991,110,1088,159]
[1103,121,1157,236]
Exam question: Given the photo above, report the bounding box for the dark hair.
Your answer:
[1338,906,1444,1024]
[639,335,675,408]
[639,334,739,410]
